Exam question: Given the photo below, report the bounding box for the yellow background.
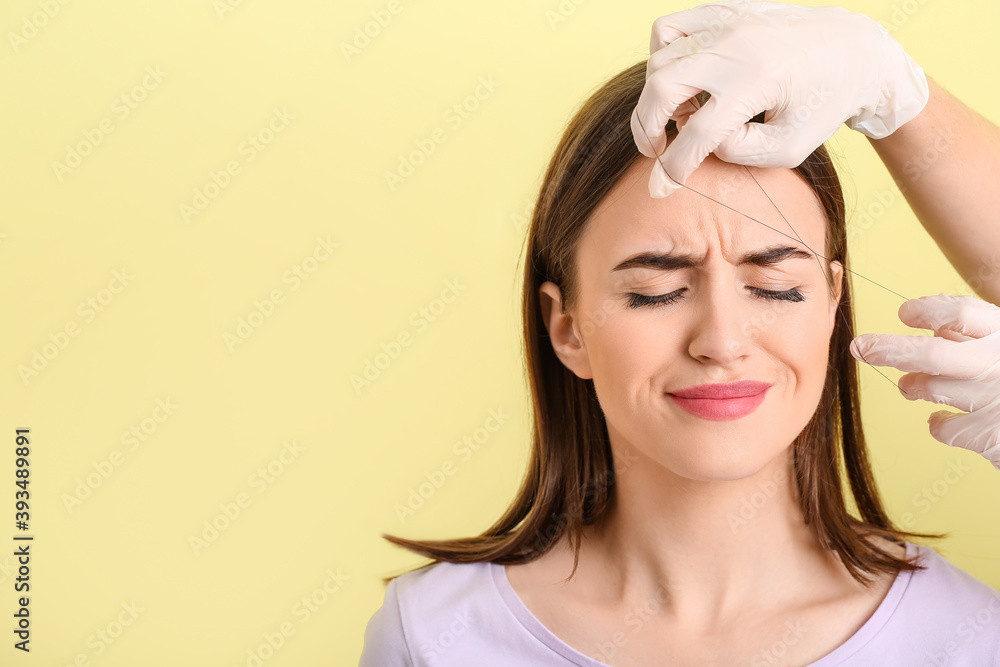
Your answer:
[3,0,999,664]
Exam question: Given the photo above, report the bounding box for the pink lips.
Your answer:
[668,380,772,421]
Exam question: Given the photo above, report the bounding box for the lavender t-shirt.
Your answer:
[359,541,1000,666]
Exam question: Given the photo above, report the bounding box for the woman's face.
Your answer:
[539,154,844,481]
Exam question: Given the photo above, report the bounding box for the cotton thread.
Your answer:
[632,112,915,399]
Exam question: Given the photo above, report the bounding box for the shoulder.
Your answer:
[894,541,1000,651]
[358,560,495,666]
[863,534,998,609]
[392,558,493,603]
[906,541,1000,604]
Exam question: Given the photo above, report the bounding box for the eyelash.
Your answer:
[625,286,805,309]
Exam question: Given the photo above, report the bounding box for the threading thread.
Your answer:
[634,112,914,399]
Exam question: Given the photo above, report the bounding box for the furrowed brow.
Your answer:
[741,245,814,267]
[610,245,813,273]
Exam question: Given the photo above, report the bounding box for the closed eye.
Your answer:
[625,286,805,309]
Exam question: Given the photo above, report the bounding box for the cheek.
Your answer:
[583,314,671,432]
[756,301,834,395]
[757,304,828,346]
[581,305,672,382]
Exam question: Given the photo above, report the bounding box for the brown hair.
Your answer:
[379,59,946,588]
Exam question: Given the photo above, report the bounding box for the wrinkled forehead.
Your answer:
[579,155,828,271]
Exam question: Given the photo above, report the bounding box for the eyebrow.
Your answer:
[610,245,814,273]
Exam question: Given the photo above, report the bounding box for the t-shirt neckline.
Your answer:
[488,541,917,666]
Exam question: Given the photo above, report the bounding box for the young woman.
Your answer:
[360,4,1000,665]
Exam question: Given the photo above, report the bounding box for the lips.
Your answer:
[670,380,772,399]
[667,380,772,421]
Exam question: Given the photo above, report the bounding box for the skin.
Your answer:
[506,153,907,665]
[868,76,1000,306]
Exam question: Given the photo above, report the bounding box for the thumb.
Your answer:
[929,409,959,428]
[927,409,965,449]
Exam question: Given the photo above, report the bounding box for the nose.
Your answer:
[686,278,752,365]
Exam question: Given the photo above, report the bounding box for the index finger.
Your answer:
[850,332,991,379]
[630,59,706,158]
[644,79,760,192]
[899,293,1000,340]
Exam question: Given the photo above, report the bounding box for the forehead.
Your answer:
[579,155,828,268]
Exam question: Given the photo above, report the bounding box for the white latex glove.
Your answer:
[631,0,930,198]
[849,294,1000,472]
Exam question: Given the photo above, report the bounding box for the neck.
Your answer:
[577,439,850,628]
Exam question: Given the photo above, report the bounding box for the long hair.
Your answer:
[379,59,946,588]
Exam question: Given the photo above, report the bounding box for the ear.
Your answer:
[538,281,593,380]
[828,260,844,332]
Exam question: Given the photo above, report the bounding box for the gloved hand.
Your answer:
[849,294,1000,472]
[631,0,930,198]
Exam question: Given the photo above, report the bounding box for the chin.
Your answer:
[658,440,786,483]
